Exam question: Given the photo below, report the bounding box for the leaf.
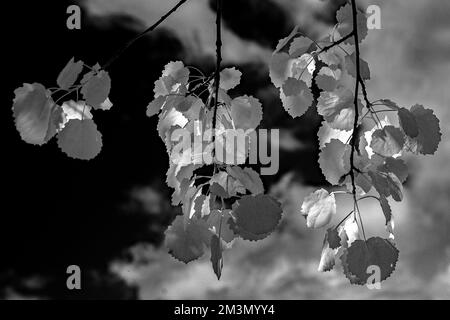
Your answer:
[227,218,270,242]
[344,237,399,285]
[318,139,348,185]
[226,166,264,195]
[146,96,166,118]
[12,83,54,145]
[317,88,360,131]
[369,171,403,202]
[61,100,93,122]
[269,52,291,88]
[80,70,111,109]
[336,3,368,45]
[210,182,229,198]
[378,99,399,110]
[398,107,419,138]
[280,79,313,118]
[210,235,223,279]
[406,104,441,155]
[57,119,102,160]
[340,218,360,248]
[345,52,370,80]
[207,209,235,243]
[232,194,282,238]
[275,25,299,53]
[301,189,336,229]
[282,77,304,97]
[318,239,336,272]
[164,216,211,263]
[370,126,405,157]
[230,95,262,130]
[98,98,113,111]
[379,195,392,225]
[288,36,313,58]
[290,53,316,87]
[317,120,352,150]
[220,67,242,91]
[327,228,341,249]
[57,57,84,90]
[154,61,190,98]
[378,157,408,183]
[316,67,339,92]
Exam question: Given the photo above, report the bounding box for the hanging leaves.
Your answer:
[10,0,444,284]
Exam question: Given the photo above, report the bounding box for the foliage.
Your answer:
[269,1,441,284]
[10,0,442,284]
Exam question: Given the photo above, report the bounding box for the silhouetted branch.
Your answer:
[103,0,190,69]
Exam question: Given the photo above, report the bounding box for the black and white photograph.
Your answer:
[2,0,449,307]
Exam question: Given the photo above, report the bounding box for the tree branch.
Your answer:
[211,0,223,157]
[103,0,190,69]
[349,0,366,240]
[318,32,354,54]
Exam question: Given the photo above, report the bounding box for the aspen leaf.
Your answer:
[318,239,336,272]
[370,126,405,157]
[146,96,166,118]
[219,67,242,91]
[398,107,419,138]
[318,139,348,185]
[80,70,111,109]
[210,235,223,279]
[378,99,400,110]
[344,237,399,285]
[336,3,368,45]
[288,36,313,58]
[232,194,282,237]
[275,25,300,53]
[379,195,392,225]
[57,119,102,160]
[280,79,313,118]
[406,104,441,155]
[230,95,262,130]
[378,157,408,183]
[327,228,341,249]
[57,57,83,90]
[317,88,360,131]
[345,52,370,80]
[164,216,211,263]
[12,83,54,145]
[269,52,290,88]
[226,166,264,195]
[207,209,235,243]
[301,189,336,229]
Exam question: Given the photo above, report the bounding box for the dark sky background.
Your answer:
[1,0,449,299]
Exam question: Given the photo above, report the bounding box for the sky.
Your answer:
[82,0,450,299]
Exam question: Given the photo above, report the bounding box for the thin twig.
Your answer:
[211,0,223,159]
[103,0,190,69]
[318,32,354,54]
